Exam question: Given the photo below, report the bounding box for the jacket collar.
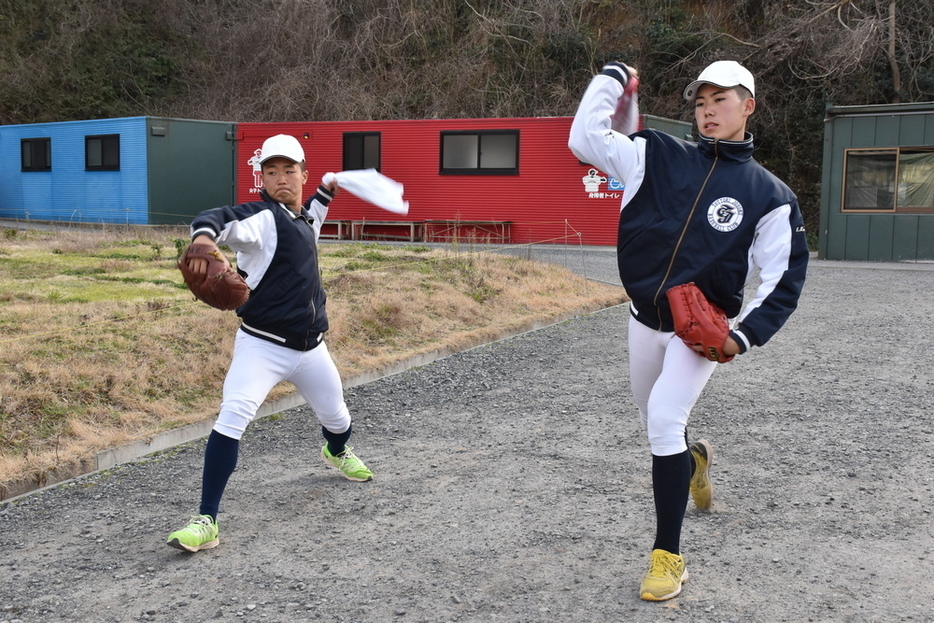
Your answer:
[259,188,307,220]
[697,132,755,164]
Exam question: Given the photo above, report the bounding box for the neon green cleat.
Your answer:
[640,549,689,601]
[166,514,219,552]
[321,444,373,482]
[689,439,714,510]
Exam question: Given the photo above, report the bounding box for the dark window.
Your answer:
[843,148,934,213]
[343,132,381,171]
[86,134,120,171]
[21,138,51,172]
[440,130,519,175]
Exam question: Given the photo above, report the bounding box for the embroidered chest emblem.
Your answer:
[707,197,744,232]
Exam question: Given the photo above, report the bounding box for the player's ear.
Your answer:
[743,96,756,118]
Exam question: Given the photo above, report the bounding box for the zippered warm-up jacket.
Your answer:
[568,64,809,353]
[189,186,335,351]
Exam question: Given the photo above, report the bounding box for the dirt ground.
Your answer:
[1,250,933,623]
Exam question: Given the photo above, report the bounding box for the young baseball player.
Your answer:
[568,61,809,600]
[167,134,373,553]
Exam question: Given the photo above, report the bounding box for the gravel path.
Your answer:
[2,249,933,623]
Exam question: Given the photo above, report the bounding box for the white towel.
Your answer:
[609,76,639,136]
[322,169,409,215]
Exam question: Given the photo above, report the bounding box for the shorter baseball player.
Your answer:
[568,61,808,599]
[167,134,373,553]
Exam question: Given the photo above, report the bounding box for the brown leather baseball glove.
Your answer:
[666,282,734,363]
[178,243,249,311]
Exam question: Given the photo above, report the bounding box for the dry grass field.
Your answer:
[0,225,627,491]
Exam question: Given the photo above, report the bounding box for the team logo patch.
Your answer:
[707,197,744,232]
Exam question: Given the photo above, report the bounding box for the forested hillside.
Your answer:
[0,0,931,232]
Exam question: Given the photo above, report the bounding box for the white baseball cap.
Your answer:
[683,60,755,101]
[259,134,305,164]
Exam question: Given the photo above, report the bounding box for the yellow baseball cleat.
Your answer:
[640,549,689,601]
[689,439,714,510]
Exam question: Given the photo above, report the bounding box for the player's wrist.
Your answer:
[192,234,218,246]
[600,62,631,89]
[728,330,748,355]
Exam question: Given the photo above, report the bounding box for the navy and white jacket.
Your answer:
[190,186,335,351]
[568,64,808,353]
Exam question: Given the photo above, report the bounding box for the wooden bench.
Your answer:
[319,220,351,240]
[351,220,423,242]
[423,220,512,243]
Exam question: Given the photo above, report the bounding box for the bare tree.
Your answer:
[749,0,931,104]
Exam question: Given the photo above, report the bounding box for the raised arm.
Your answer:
[568,62,644,185]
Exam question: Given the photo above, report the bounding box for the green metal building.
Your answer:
[145,118,237,225]
[819,102,934,261]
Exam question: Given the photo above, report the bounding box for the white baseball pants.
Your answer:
[628,315,717,456]
[213,329,351,440]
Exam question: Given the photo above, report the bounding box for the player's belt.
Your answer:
[240,323,324,351]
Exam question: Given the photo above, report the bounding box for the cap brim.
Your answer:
[683,80,704,101]
[684,80,752,101]
[259,154,301,164]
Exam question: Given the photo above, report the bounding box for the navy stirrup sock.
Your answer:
[322,424,352,456]
[686,429,696,474]
[651,449,692,555]
[199,430,239,521]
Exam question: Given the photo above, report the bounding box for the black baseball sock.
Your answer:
[686,429,696,475]
[651,449,692,555]
[199,430,239,521]
[322,423,352,457]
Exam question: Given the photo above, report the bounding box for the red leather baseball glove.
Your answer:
[178,243,249,311]
[666,282,734,363]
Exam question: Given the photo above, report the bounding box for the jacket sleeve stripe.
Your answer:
[736,202,809,346]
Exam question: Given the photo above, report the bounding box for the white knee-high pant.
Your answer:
[213,330,351,440]
[628,315,717,456]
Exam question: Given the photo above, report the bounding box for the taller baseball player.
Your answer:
[568,61,808,600]
[167,134,373,553]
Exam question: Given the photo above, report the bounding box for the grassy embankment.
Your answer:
[0,226,627,492]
